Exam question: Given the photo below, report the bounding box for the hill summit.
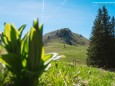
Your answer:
[43,28,89,46]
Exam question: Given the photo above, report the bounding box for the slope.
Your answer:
[43,28,89,46]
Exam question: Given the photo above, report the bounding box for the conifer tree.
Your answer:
[110,16,115,67]
[0,37,1,43]
[87,6,115,69]
[111,16,115,37]
[87,8,104,67]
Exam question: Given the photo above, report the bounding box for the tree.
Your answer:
[87,6,115,69]
[110,16,115,67]
[111,16,115,37]
[0,33,2,45]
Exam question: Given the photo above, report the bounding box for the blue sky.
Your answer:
[0,0,115,38]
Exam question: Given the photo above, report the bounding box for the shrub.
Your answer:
[0,19,61,86]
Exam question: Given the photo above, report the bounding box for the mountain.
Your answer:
[43,28,89,46]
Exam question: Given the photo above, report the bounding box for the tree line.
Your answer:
[87,6,115,69]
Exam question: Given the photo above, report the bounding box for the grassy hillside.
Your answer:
[45,43,88,64]
[0,45,3,54]
[40,62,115,86]
[0,39,115,85]
[43,43,115,86]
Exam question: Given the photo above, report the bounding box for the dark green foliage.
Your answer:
[87,6,115,69]
[0,19,61,86]
[0,33,2,45]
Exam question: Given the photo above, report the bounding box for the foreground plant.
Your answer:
[0,19,61,86]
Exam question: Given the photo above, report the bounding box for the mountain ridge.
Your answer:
[43,28,89,46]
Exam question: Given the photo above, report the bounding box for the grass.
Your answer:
[0,45,2,54]
[43,43,115,86]
[0,43,115,85]
[0,45,6,54]
[39,61,115,86]
[45,43,88,64]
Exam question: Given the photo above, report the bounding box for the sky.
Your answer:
[0,0,115,38]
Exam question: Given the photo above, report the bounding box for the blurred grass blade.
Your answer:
[42,54,53,62]
[45,64,51,71]
[44,53,57,65]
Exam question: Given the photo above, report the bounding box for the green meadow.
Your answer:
[42,43,115,86]
[0,41,115,86]
[45,43,87,64]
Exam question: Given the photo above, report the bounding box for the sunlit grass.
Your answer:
[39,61,115,86]
[1,39,115,86]
[43,43,115,86]
[0,45,3,54]
[45,43,88,64]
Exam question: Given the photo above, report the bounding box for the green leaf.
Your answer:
[27,19,44,71]
[21,32,29,58]
[22,59,27,67]
[33,18,39,30]
[21,32,29,67]
[0,53,22,74]
[28,27,42,71]
[18,24,26,38]
[2,24,20,53]
[27,27,36,71]
[18,24,26,33]
[42,54,53,62]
